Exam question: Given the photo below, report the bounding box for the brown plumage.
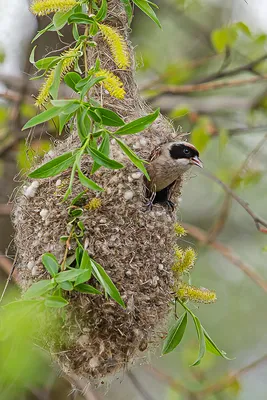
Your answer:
[144,141,203,209]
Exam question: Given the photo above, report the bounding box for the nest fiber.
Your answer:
[13,0,186,383]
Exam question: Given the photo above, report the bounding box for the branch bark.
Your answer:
[182,223,267,293]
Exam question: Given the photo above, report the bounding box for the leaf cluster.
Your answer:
[162,300,231,365]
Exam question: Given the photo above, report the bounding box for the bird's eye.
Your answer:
[183,148,190,154]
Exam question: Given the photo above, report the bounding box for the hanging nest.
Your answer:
[12,0,188,384]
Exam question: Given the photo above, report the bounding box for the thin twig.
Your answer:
[0,90,22,102]
[140,54,219,91]
[195,53,267,84]
[145,366,192,396]
[0,251,19,304]
[182,223,267,293]
[200,169,267,233]
[208,133,267,241]
[198,354,267,396]
[0,253,18,280]
[151,74,267,98]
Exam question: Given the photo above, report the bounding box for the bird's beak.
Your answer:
[190,156,203,168]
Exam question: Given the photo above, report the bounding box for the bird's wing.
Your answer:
[168,177,183,201]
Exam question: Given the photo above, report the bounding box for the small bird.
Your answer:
[144,141,203,210]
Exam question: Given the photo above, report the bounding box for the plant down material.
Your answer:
[14,0,189,384]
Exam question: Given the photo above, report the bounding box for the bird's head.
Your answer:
[168,141,203,172]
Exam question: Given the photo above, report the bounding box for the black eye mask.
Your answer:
[169,144,199,160]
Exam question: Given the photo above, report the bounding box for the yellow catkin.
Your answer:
[99,24,130,69]
[172,246,184,273]
[35,48,78,107]
[95,69,125,99]
[35,69,55,108]
[177,282,217,304]
[85,198,102,211]
[30,0,77,16]
[172,246,196,274]
[174,223,187,237]
[179,247,196,274]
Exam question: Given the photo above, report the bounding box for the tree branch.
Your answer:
[0,252,18,282]
[182,223,267,293]
[195,53,267,84]
[198,354,267,396]
[200,169,267,233]
[207,134,267,241]
[150,74,267,98]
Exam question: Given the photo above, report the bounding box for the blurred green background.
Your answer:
[1,0,267,399]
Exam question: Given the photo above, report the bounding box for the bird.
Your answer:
[144,141,203,211]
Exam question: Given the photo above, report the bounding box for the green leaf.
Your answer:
[132,0,161,28]
[120,0,133,24]
[59,281,73,291]
[61,102,81,115]
[191,117,211,153]
[51,99,78,108]
[68,207,83,217]
[23,280,56,299]
[80,250,92,272]
[77,108,89,142]
[169,106,189,120]
[114,137,150,180]
[42,253,59,277]
[95,0,107,21]
[68,13,95,25]
[53,9,74,30]
[72,23,79,41]
[91,132,109,174]
[235,22,251,36]
[203,328,232,360]
[87,109,102,123]
[58,112,73,135]
[74,269,92,286]
[50,60,63,99]
[29,45,37,64]
[91,260,126,308]
[55,268,90,283]
[95,107,125,127]
[31,22,55,42]
[90,20,99,36]
[35,56,59,71]
[88,147,124,170]
[162,313,188,355]
[28,151,77,179]
[64,72,81,92]
[77,168,104,191]
[22,106,62,130]
[211,26,238,53]
[75,284,101,294]
[79,76,105,97]
[44,296,69,308]
[115,108,159,135]
[71,190,87,206]
[191,316,206,366]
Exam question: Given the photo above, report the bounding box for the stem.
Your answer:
[61,226,75,271]
[177,298,195,319]
[83,2,92,77]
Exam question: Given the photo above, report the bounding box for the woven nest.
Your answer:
[12,0,187,384]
